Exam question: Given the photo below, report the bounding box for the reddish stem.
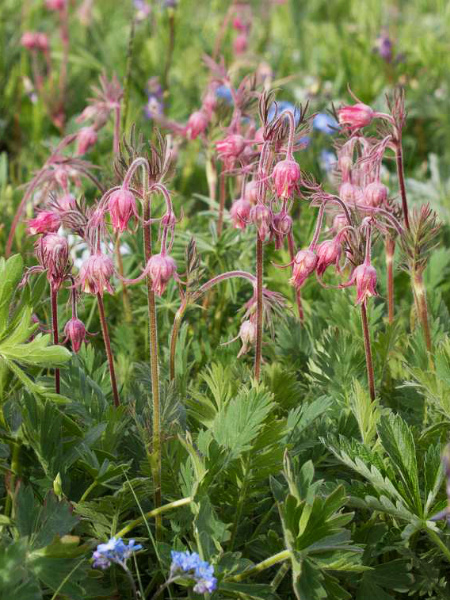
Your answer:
[50,287,60,394]
[97,294,120,407]
[395,142,410,231]
[217,171,226,236]
[361,301,375,401]
[254,237,264,381]
[386,238,395,324]
[287,232,304,323]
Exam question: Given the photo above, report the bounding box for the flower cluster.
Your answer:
[170,550,217,594]
[92,537,143,569]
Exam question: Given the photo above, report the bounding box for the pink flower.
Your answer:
[250,204,272,242]
[35,33,50,52]
[77,126,98,155]
[21,32,38,50]
[345,263,377,305]
[233,33,248,55]
[78,253,115,296]
[202,89,217,114]
[28,211,61,235]
[332,213,348,233]
[289,249,317,289]
[272,157,301,199]
[230,198,251,230]
[216,134,246,161]
[339,182,362,204]
[45,0,66,9]
[36,234,69,289]
[238,320,256,358]
[316,238,341,276]
[57,193,77,211]
[185,110,209,140]
[244,180,259,204]
[338,103,374,130]
[64,318,87,353]
[363,182,388,207]
[271,212,292,249]
[146,253,177,296]
[109,188,138,232]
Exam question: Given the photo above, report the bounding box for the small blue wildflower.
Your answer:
[320,149,337,172]
[299,135,311,149]
[215,85,233,105]
[134,0,151,20]
[92,537,143,569]
[313,113,339,135]
[144,95,164,120]
[267,101,300,126]
[170,550,217,594]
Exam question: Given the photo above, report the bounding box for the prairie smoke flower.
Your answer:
[109,188,138,232]
[93,538,142,570]
[57,193,77,211]
[290,249,317,289]
[146,253,177,296]
[332,213,348,233]
[79,252,115,296]
[35,33,50,52]
[271,212,292,249]
[36,234,70,289]
[170,550,217,594]
[64,317,87,353]
[244,180,259,204]
[339,182,362,204]
[233,33,248,54]
[338,103,374,130]
[76,126,98,155]
[345,263,377,305]
[362,182,388,207]
[230,198,251,230]
[21,32,38,50]
[272,156,301,199]
[238,320,256,357]
[250,204,272,242]
[216,134,246,161]
[313,113,339,135]
[28,211,61,235]
[338,155,353,181]
[316,238,341,276]
[185,110,209,140]
[45,0,66,10]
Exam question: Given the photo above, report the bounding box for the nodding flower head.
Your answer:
[289,249,317,290]
[339,182,362,204]
[316,238,341,276]
[28,211,61,235]
[272,156,301,199]
[21,32,38,50]
[233,33,248,55]
[78,252,115,296]
[238,320,256,358]
[185,110,209,140]
[57,193,77,211]
[64,317,87,353]
[77,126,98,155]
[338,155,353,181]
[45,0,67,10]
[244,180,259,204]
[35,33,50,52]
[250,204,272,242]
[216,134,246,161]
[332,213,348,233]
[346,263,377,305]
[146,253,177,296]
[362,181,388,207]
[230,198,251,230]
[109,188,138,233]
[338,103,374,130]
[271,212,292,250]
[36,234,70,289]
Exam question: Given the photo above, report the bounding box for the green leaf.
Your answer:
[0,254,24,336]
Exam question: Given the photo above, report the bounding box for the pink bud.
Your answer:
[271,212,292,250]
[77,126,98,155]
[272,157,301,199]
[216,134,246,161]
[146,253,177,296]
[254,127,265,145]
[289,249,317,289]
[244,180,259,204]
[338,155,353,180]
[54,167,69,190]
[250,204,272,242]
[36,234,69,289]
[45,0,66,9]
[238,320,256,358]
[332,213,348,233]
[109,188,137,232]
[230,198,251,230]
[362,182,388,207]
[350,263,378,305]
[338,103,374,130]
[232,16,246,31]
[185,110,209,140]
[57,193,77,211]
[35,33,50,52]
[316,238,341,276]
[78,253,115,296]
[339,182,362,204]
[64,318,87,353]
[233,33,248,55]
[21,32,38,50]
[28,211,61,235]
[202,90,217,114]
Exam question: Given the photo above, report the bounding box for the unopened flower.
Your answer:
[345,263,377,305]
[36,234,70,289]
[316,238,341,276]
[35,33,50,52]
[146,253,177,296]
[233,33,248,54]
[57,193,77,211]
[237,320,256,357]
[216,134,246,161]
[363,181,388,207]
[185,110,209,140]
[338,103,374,130]
[64,318,87,353]
[271,212,292,249]
[339,182,362,204]
[21,32,38,50]
[28,211,61,235]
[109,188,138,232]
[244,180,259,204]
[289,249,317,289]
[272,156,301,199]
[79,252,115,296]
[332,213,348,233]
[250,204,272,242]
[77,126,98,155]
[45,0,66,10]
[170,550,217,594]
[92,538,142,570]
[230,198,251,230]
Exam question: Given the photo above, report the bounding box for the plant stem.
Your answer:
[385,238,395,325]
[79,480,97,503]
[97,293,120,407]
[254,238,264,381]
[413,270,433,356]
[50,287,60,394]
[113,105,121,155]
[271,562,290,591]
[143,190,162,540]
[426,527,450,563]
[169,300,187,381]
[217,171,226,236]
[229,470,249,551]
[115,496,192,538]
[395,142,410,231]
[360,301,375,401]
[121,17,136,134]
[162,9,176,93]
[4,441,20,519]
[115,234,133,323]
[287,232,304,322]
[226,550,291,582]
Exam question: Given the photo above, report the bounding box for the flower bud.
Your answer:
[250,204,272,242]
[21,32,38,50]
[146,253,177,296]
[352,263,377,305]
[332,213,348,233]
[77,126,98,155]
[238,320,256,358]
[216,134,246,161]
[339,182,362,204]
[57,193,77,211]
[272,157,301,199]
[109,188,137,232]
[28,211,61,235]
[36,234,69,289]
[362,182,388,207]
[202,90,217,114]
[244,180,259,204]
[45,0,66,9]
[289,249,317,289]
[338,103,374,130]
[316,238,341,276]
[271,212,292,250]
[233,33,248,55]
[230,198,251,230]
[185,110,209,140]
[79,253,115,296]
[338,155,353,180]
[64,317,87,353]
[35,33,50,52]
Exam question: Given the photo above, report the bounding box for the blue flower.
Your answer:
[170,550,217,594]
[268,101,300,126]
[215,85,233,105]
[92,537,143,569]
[320,149,337,172]
[145,95,164,120]
[313,113,339,135]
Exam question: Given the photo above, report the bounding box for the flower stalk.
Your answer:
[50,287,61,394]
[97,293,120,407]
[254,237,264,381]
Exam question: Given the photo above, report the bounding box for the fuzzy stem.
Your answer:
[385,238,395,324]
[284,110,295,156]
[413,270,433,356]
[116,496,192,538]
[361,301,375,401]
[97,294,120,407]
[426,527,450,564]
[254,238,264,381]
[51,287,60,394]
[206,151,217,205]
[121,17,136,134]
[115,234,133,324]
[199,270,256,294]
[4,442,20,519]
[395,142,410,231]
[169,300,187,381]
[287,232,304,322]
[217,171,226,236]
[113,105,121,155]
[271,562,290,591]
[226,550,291,582]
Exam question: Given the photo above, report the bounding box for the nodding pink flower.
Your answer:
[238,320,256,358]
[64,318,87,353]
[109,188,138,232]
[233,33,248,55]
[28,211,61,235]
[338,103,374,130]
[21,32,38,50]
[250,204,272,242]
[244,180,259,204]
[45,0,66,9]
[78,253,115,296]
[254,127,265,145]
[185,110,209,140]
[146,253,177,296]
[54,166,69,191]
[272,156,301,199]
[35,33,50,52]
[332,213,348,233]
[363,182,388,207]
[232,16,247,31]
[289,249,317,289]
[345,263,377,305]
[230,198,251,230]
[77,126,98,155]
[316,238,341,276]
[36,234,69,289]
[339,182,362,204]
[216,134,246,161]
[271,212,292,250]
[338,155,353,181]
[57,193,77,211]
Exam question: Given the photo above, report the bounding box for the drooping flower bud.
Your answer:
[28,211,61,235]
[332,213,348,233]
[339,182,362,204]
[272,157,301,199]
[21,32,38,50]
[237,320,256,358]
[338,103,374,130]
[233,33,248,55]
[250,204,272,242]
[230,198,251,230]
[316,238,341,276]
[78,252,115,296]
[77,126,98,155]
[244,180,259,204]
[35,33,50,52]
[185,110,209,140]
[146,253,177,296]
[289,249,317,289]
[347,263,378,305]
[362,182,388,207]
[271,212,292,250]
[36,234,70,289]
[45,0,66,10]
[57,193,77,211]
[109,188,138,232]
[338,155,353,181]
[64,317,87,353]
[216,134,246,161]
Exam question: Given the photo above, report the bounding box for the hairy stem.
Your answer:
[361,302,375,401]
[113,105,121,155]
[426,527,450,564]
[97,294,120,407]
[287,232,304,322]
[413,271,433,356]
[254,238,264,381]
[395,142,410,231]
[115,234,132,323]
[51,287,60,394]
[169,300,187,381]
[4,442,20,519]
[226,550,291,582]
[217,171,226,236]
[385,238,395,324]
[115,496,192,538]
